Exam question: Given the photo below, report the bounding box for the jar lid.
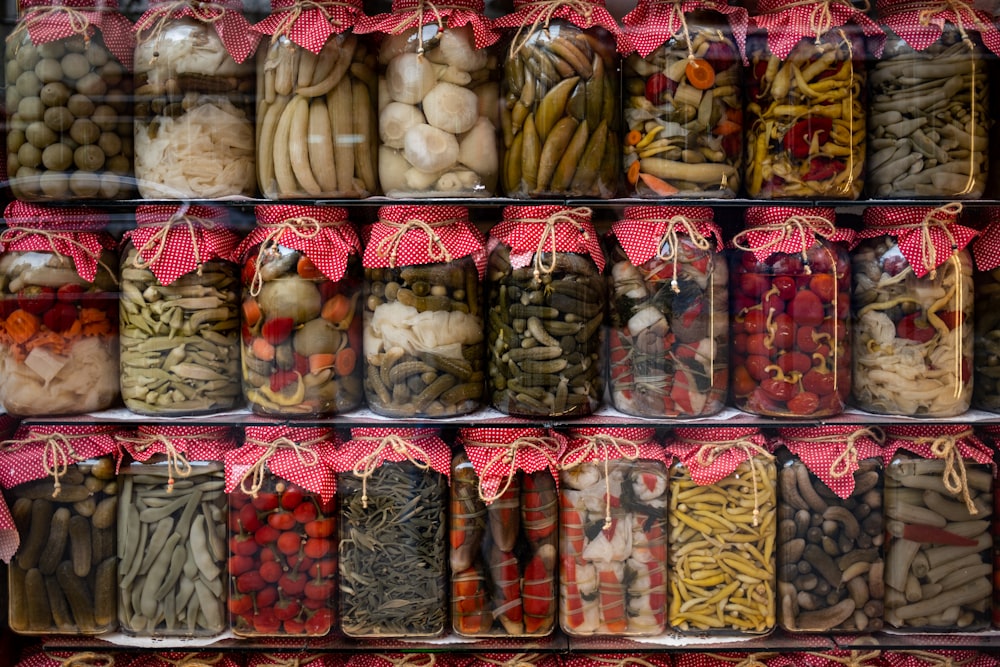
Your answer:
[459,427,561,503]
[339,427,451,478]
[859,204,977,277]
[493,0,620,37]
[16,0,135,70]
[135,0,260,64]
[619,0,747,61]
[733,206,836,263]
[225,425,339,502]
[363,205,484,275]
[0,423,122,491]
[492,205,605,273]
[254,0,365,47]
[611,205,722,267]
[356,0,498,48]
[749,0,884,59]
[126,205,240,285]
[876,0,1000,55]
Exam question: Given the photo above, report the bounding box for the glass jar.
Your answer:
[496,0,621,198]
[0,426,120,635]
[227,425,339,637]
[883,427,994,631]
[368,0,500,198]
[120,206,241,415]
[559,428,668,636]
[5,0,135,201]
[852,206,974,417]
[605,206,728,417]
[451,428,559,637]
[239,206,364,417]
[487,206,605,417]
[775,427,885,633]
[117,428,230,637]
[337,428,449,638]
[133,1,258,199]
[731,207,850,418]
[0,203,119,417]
[255,0,376,198]
[973,210,1000,412]
[363,205,485,418]
[868,0,993,199]
[745,0,875,199]
[621,3,744,197]
[667,427,776,635]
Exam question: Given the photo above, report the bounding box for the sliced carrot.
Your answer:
[726,106,743,124]
[685,58,715,90]
[297,255,323,280]
[81,319,111,336]
[66,319,83,338]
[638,172,680,196]
[625,129,643,146]
[308,353,336,374]
[251,337,275,362]
[25,330,63,352]
[335,347,356,376]
[80,307,106,324]
[242,297,262,327]
[5,309,39,345]
[713,118,742,136]
[627,160,642,186]
[321,294,350,324]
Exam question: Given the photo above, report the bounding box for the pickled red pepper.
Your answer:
[605,206,728,418]
[745,0,882,198]
[451,428,561,637]
[731,207,851,418]
[619,0,746,197]
[558,428,668,636]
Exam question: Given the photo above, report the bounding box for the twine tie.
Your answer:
[9,6,95,43]
[250,217,326,296]
[238,436,323,497]
[561,433,644,529]
[893,429,977,514]
[351,434,432,508]
[380,654,436,667]
[680,435,773,526]
[804,652,881,667]
[2,431,95,497]
[789,426,884,478]
[270,0,352,40]
[162,654,224,667]
[117,431,223,490]
[759,0,866,41]
[387,0,446,54]
[732,214,836,275]
[591,657,664,667]
[132,210,219,277]
[0,228,118,286]
[509,0,596,56]
[52,653,115,667]
[257,655,323,667]
[465,435,559,502]
[918,0,991,48]
[651,214,713,292]
[704,653,779,667]
[477,655,543,667]
[375,217,456,269]
[508,207,591,281]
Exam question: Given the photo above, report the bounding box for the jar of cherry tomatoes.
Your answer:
[606,206,728,417]
[852,205,975,417]
[225,425,339,637]
[620,0,746,197]
[0,202,119,416]
[730,207,850,417]
[238,206,363,417]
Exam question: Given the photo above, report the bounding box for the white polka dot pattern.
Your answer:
[741,206,836,263]
[337,427,453,478]
[493,0,620,35]
[611,205,722,267]
[877,0,1000,56]
[750,0,885,59]
[492,205,606,272]
[459,427,562,501]
[619,0,748,62]
[668,426,771,485]
[20,0,136,70]
[117,425,237,464]
[882,424,993,468]
[363,205,486,278]
[778,425,883,499]
[859,206,978,278]
[253,0,364,52]
[972,207,1000,271]
[356,0,499,48]
[224,425,340,503]
[135,0,261,64]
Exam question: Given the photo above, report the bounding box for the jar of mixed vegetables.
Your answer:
[730,207,851,418]
[361,0,499,197]
[117,426,233,637]
[225,425,339,637]
[775,426,885,633]
[495,0,621,198]
[605,206,728,418]
[254,0,376,199]
[487,206,606,417]
[0,424,121,635]
[852,205,975,417]
[120,205,241,415]
[972,208,1000,412]
[451,427,561,637]
[5,0,135,201]
[238,206,363,417]
[620,0,745,197]
[666,427,776,635]
[868,0,996,199]
[133,0,259,199]
[745,0,881,199]
[882,426,994,631]
[559,428,668,636]
[336,428,450,638]
[363,205,485,417]
[0,202,119,417]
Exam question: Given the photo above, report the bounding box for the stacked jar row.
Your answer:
[4,0,997,201]
[0,423,995,638]
[1,201,995,421]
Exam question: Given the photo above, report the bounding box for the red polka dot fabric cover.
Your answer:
[129,652,241,667]
[248,654,346,667]
[972,207,1000,271]
[877,0,1000,56]
[224,425,340,503]
[610,206,723,267]
[738,206,837,263]
[253,0,364,53]
[860,206,978,278]
[238,205,361,283]
[558,427,664,467]
[135,0,260,64]
[346,653,444,667]
[126,205,241,285]
[15,649,129,667]
[793,651,882,667]
[619,0,747,62]
[468,655,559,667]
[356,0,498,49]
[117,424,237,464]
[17,0,136,70]
[676,653,799,667]
[493,0,620,36]
[491,206,605,272]
[882,424,993,469]
[750,0,885,60]
[459,427,562,501]
[777,425,884,499]
[1,201,117,283]
[668,426,772,486]
[337,427,452,478]
[363,205,486,279]
[883,652,999,667]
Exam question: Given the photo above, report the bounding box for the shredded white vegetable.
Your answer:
[364,300,483,359]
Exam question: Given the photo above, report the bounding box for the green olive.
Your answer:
[25,121,56,148]
[75,72,106,97]
[92,105,118,131]
[66,93,95,117]
[98,61,123,88]
[39,81,71,107]
[7,154,21,176]
[74,144,105,171]
[15,43,39,71]
[97,132,122,156]
[17,141,42,168]
[36,41,66,59]
[99,172,123,198]
[69,170,102,197]
[5,59,21,84]
[60,53,90,80]
[34,58,63,84]
[41,142,73,171]
[86,46,109,68]
[69,118,100,145]
[62,36,86,53]
[6,88,23,114]
[7,128,25,153]
[15,70,42,98]
[107,154,129,174]
[38,170,70,198]
[43,106,74,132]
[16,96,44,122]
[104,89,129,113]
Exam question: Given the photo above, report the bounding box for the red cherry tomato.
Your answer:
[787,391,821,415]
[772,313,795,350]
[786,290,825,327]
[809,273,836,302]
[745,355,771,382]
[742,309,767,335]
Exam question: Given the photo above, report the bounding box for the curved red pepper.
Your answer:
[803,156,846,182]
[783,117,833,159]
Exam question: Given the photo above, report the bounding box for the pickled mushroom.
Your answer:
[386,52,436,104]
[379,146,410,192]
[422,81,478,134]
[403,123,459,173]
[431,25,487,72]
[458,117,497,177]
[379,102,425,149]
[365,300,482,359]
